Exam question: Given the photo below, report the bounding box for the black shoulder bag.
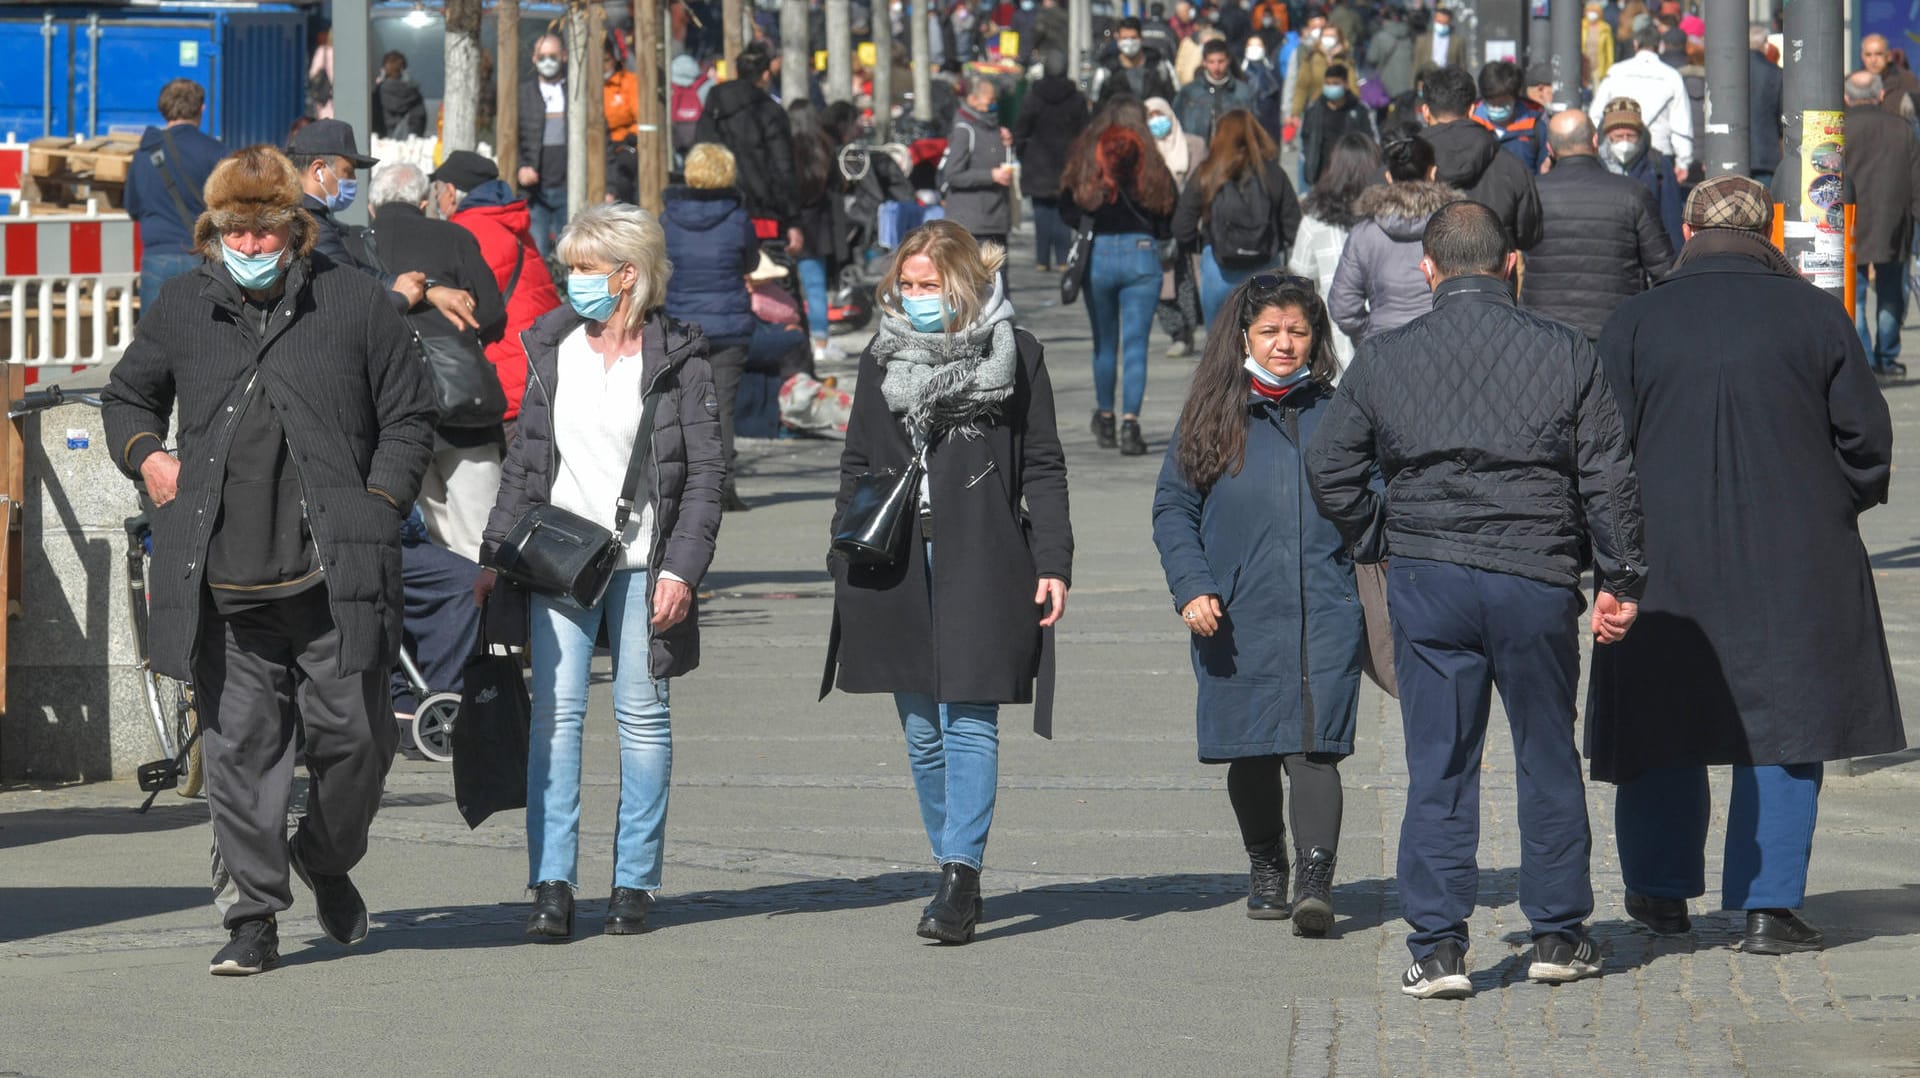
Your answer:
[362,228,510,429]
[490,324,666,609]
[832,419,926,565]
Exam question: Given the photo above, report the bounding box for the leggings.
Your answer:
[1227,752,1344,854]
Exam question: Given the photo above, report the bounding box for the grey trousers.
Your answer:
[193,587,396,928]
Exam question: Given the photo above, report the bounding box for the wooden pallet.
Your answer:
[27,136,140,185]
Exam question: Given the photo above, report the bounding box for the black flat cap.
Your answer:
[1524,61,1555,87]
[428,149,499,190]
[286,119,378,167]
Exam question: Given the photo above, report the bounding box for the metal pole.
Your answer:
[1550,0,1580,111]
[911,0,932,122]
[1070,0,1091,85]
[1778,0,1845,306]
[780,0,809,105]
[1701,0,1749,176]
[496,0,521,182]
[40,13,53,137]
[872,0,893,140]
[332,0,373,226]
[827,0,852,103]
[85,14,99,138]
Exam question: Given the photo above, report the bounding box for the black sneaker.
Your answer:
[1400,940,1473,999]
[209,918,279,976]
[1528,930,1603,983]
[289,837,369,946]
[1740,909,1824,954]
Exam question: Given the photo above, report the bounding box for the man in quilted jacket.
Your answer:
[1305,200,1647,1001]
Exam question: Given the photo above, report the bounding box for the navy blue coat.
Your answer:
[124,124,227,257]
[660,185,758,346]
[1152,384,1363,762]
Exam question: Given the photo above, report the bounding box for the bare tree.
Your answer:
[781,0,809,106]
[443,0,484,152]
[495,0,521,183]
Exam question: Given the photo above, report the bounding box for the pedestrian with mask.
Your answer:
[1146,96,1208,358]
[1152,274,1360,935]
[939,78,1015,291]
[1298,63,1377,189]
[1590,176,1903,954]
[823,221,1072,945]
[103,146,437,975]
[1471,61,1547,174]
[1091,17,1180,105]
[1599,97,1686,249]
[517,34,571,257]
[1178,40,1260,143]
[1242,34,1285,139]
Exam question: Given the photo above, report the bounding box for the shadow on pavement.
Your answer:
[978,873,1261,941]
[1805,883,1920,945]
[0,885,210,941]
[0,801,207,851]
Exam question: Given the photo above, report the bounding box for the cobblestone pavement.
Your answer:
[2,258,1916,1075]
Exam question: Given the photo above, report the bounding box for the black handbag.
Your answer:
[361,228,510,429]
[831,457,924,564]
[1059,226,1094,305]
[451,612,532,829]
[490,330,665,608]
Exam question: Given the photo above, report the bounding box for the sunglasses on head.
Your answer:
[1249,273,1318,293]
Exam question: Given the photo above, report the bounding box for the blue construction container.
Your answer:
[0,5,308,149]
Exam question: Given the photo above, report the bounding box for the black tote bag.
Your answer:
[451,616,533,829]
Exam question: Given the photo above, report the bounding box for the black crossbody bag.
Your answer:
[490,325,665,608]
[361,228,510,429]
[832,419,926,565]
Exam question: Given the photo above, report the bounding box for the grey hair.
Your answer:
[369,161,430,208]
[556,202,673,332]
[1748,23,1769,50]
[1845,71,1883,104]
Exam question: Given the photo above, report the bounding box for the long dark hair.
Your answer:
[1175,278,1340,491]
[1302,130,1381,228]
[1062,96,1175,213]
[790,100,836,207]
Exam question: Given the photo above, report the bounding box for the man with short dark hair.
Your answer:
[1175,39,1257,141]
[1418,66,1544,248]
[1843,70,1920,375]
[1523,61,1555,111]
[1414,6,1467,69]
[1298,62,1376,187]
[1308,200,1646,1001]
[695,44,802,254]
[1471,60,1546,173]
[1092,17,1180,104]
[126,78,227,312]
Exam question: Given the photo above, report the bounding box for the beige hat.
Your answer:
[1683,175,1774,233]
[747,251,786,283]
[1599,97,1648,136]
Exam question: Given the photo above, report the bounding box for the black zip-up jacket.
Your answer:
[103,254,437,679]
[694,78,797,226]
[1422,119,1545,250]
[1521,155,1673,341]
[481,307,725,678]
[1305,274,1648,599]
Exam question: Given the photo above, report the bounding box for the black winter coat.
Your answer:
[1843,106,1920,266]
[1748,49,1783,176]
[364,203,509,346]
[1012,75,1090,199]
[1588,254,1903,781]
[305,194,408,314]
[373,76,428,138]
[824,331,1073,704]
[1422,119,1544,250]
[517,78,567,190]
[694,79,798,226]
[103,255,438,679]
[481,308,725,679]
[1306,275,1647,599]
[1521,155,1673,340]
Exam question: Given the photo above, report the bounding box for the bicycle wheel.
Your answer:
[176,686,204,799]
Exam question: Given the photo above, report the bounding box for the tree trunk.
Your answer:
[566,2,592,216]
[443,0,484,152]
[826,0,852,103]
[871,0,892,140]
[910,0,932,121]
[722,0,746,66]
[495,0,521,185]
[781,0,809,107]
[586,1,608,206]
[637,0,668,212]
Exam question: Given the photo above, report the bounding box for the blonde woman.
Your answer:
[823,221,1074,944]
[477,203,726,940]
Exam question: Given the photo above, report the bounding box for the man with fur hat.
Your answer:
[1590,176,1903,956]
[103,145,437,977]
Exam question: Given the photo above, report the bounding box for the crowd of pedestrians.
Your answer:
[99,0,1916,1000]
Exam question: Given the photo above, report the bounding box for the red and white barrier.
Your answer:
[0,135,24,210]
[1,212,141,382]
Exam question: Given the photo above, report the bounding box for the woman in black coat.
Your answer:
[823,221,1073,945]
[1151,275,1362,936]
[1012,50,1091,271]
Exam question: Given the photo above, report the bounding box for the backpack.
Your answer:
[1209,164,1280,270]
[671,77,708,151]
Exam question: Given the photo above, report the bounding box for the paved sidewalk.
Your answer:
[3,260,1917,1076]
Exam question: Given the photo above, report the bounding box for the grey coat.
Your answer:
[103,255,437,680]
[1327,180,1461,343]
[481,307,725,679]
[941,104,1011,235]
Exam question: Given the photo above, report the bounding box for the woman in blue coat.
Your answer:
[1151,274,1363,938]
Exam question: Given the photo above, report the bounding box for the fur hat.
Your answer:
[192,145,318,261]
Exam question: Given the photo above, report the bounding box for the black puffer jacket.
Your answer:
[1305,274,1647,599]
[694,78,797,226]
[482,308,725,678]
[1421,119,1545,250]
[104,254,438,679]
[1521,155,1673,340]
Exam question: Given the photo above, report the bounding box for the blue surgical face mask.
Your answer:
[1148,115,1173,137]
[901,293,950,332]
[1322,84,1347,101]
[323,163,358,212]
[221,242,286,291]
[1484,103,1515,123]
[567,268,623,322]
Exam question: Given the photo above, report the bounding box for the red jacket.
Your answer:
[450,195,560,420]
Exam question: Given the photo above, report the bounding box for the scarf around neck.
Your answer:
[1674,226,1801,278]
[873,278,1019,435]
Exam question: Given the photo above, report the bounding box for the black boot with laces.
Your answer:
[1245,840,1291,920]
[1291,846,1337,936]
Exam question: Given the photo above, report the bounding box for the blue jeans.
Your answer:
[1198,245,1276,331]
[1614,763,1822,910]
[1084,232,1161,416]
[1856,261,1909,368]
[796,256,831,344]
[1031,197,1073,268]
[527,569,673,890]
[138,251,200,316]
[527,186,567,258]
[1388,557,1592,959]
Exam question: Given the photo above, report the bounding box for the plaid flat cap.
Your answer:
[1684,175,1774,232]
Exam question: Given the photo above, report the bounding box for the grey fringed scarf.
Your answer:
[873,279,1018,435]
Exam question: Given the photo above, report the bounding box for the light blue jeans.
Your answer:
[796,256,831,344]
[1084,232,1161,416]
[893,541,1001,869]
[1199,245,1276,330]
[527,569,673,891]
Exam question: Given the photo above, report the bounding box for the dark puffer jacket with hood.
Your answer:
[1421,119,1544,250]
[693,79,797,226]
[1326,180,1462,343]
[660,185,759,346]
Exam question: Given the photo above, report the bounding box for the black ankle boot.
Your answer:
[604,887,653,935]
[1291,846,1336,937]
[1091,411,1117,448]
[1119,419,1147,456]
[916,863,983,944]
[1246,840,1291,920]
[526,880,574,940]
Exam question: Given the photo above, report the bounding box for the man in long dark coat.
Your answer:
[1590,175,1905,956]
